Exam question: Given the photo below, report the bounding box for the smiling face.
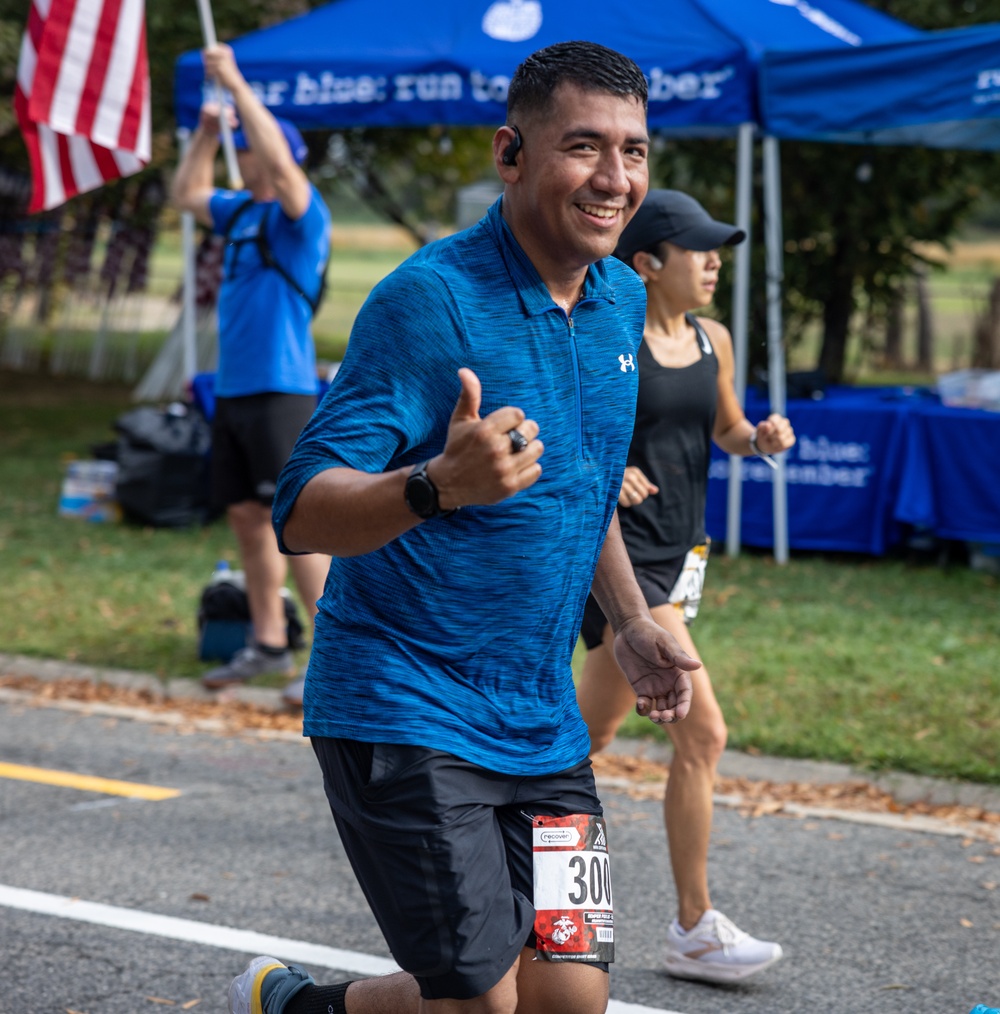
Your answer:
[497,82,649,286]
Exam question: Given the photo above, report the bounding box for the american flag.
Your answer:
[14,0,151,214]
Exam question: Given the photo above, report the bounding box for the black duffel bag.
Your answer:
[114,403,211,527]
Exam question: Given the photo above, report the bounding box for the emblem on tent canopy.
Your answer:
[482,0,543,42]
[767,0,861,47]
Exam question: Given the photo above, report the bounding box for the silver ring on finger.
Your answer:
[508,429,528,454]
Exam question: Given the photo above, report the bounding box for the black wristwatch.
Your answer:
[404,460,455,520]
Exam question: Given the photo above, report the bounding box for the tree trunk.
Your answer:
[915,267,934,372]
[818,268,855,384]
[972,278,1000,370]
[884,286,904,369]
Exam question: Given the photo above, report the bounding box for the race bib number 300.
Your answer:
[532,813,613,963]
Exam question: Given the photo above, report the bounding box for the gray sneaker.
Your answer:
[281,675,305,708]
[202,645,295,689]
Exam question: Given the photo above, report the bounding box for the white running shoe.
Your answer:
[228,956,288,1014]
[228,955,314,1014]
[664,909,783,984]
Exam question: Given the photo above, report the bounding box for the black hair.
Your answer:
[507,40,648,123]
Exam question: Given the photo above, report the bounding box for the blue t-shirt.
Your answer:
[209,186,330,398]
[272,198,646,776]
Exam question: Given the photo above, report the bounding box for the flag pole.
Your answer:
[195,0,243,190]
[178,127,198,387]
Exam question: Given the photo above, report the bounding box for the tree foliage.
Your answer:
[662,0,1000,381]
[2,0,1000,379]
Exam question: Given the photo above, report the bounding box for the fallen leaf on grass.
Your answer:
[712,585,741,607]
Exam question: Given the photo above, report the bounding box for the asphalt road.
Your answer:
[1,696,998,1014]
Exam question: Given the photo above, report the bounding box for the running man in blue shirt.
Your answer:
[227,41,701,1014]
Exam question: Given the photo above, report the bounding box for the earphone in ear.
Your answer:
[647,255,664,270]
[501,125,522,166]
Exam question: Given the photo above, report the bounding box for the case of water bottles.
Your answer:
[57,459,121,522]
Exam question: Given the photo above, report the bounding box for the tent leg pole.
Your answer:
[181,211,197,387]
[178,128,198,390]
[763,135,789,564]
[726,122,754,558]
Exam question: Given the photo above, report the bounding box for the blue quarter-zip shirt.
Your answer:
[272,198,646,775]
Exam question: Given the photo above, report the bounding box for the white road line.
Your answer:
[0,884,398,977]
[0,884,686,1014]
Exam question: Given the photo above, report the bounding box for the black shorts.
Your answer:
[311,738,609,1000]
[210,393,316,508]
[580,553,687,650]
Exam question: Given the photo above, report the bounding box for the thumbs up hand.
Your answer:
[429,368,543,511]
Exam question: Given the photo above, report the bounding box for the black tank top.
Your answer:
[618,315,718,564]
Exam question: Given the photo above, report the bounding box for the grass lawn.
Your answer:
[2,369,998,785]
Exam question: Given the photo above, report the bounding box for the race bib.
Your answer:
[667,541,710,623]
[531,814,614,963]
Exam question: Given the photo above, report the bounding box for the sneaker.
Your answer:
[664,909,783,984]
[202,645,295,689]
[281,675,305,708]
[228,955,314,1014]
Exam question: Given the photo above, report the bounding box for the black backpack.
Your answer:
[197,578,306,659]
[222,197,329,316]
[113,404,211,527]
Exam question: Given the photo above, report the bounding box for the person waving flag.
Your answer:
[14,0,151,213]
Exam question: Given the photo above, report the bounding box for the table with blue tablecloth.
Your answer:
[893,399,1000,545]
[191,373,999,555]
[705,386,1000,554]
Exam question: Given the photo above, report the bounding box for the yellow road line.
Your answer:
[0,762,181,800]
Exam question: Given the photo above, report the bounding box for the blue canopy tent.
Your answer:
[173,0,919,131]
[760,23,1000,150]
[172,0,923,557]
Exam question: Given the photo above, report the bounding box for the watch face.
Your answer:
[405,471,438,518]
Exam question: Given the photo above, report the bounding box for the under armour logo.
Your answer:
[618,353,635,372]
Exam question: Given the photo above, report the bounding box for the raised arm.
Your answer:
[202,44,311,221]
[170,103,226,227]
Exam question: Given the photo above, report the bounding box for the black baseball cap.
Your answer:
[615,189,746,263]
